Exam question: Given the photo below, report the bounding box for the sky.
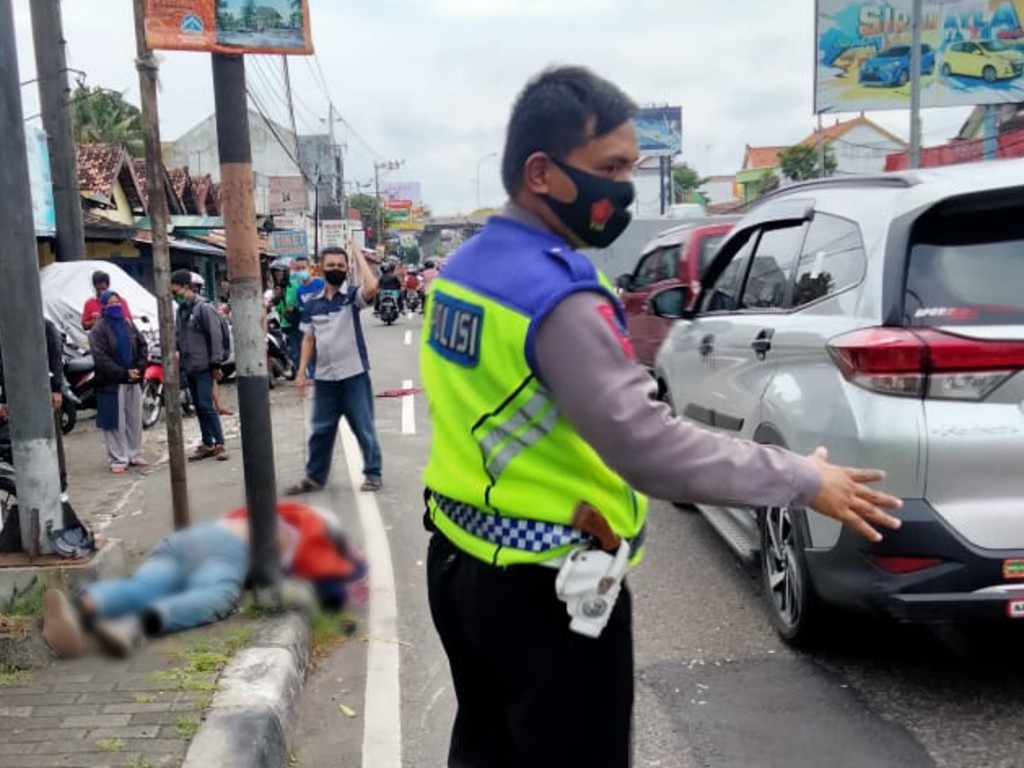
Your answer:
[10,0,975,215]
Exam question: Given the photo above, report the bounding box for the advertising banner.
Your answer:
[816,0,1024,112]
[144,0,313,55]
[268,176,308,213]
[26,126,56,237]
[320,220,348,249]
[270,229,308,261]
[635,107,682,156]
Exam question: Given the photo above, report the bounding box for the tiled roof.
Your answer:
[799,116,907,148]
[77,144,125,203]
[743,145,786,170]
[77,143,146,214]
[168,167,190,199]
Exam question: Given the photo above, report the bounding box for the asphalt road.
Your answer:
[288,313,1024,768]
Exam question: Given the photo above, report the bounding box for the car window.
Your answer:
[905,201,1024,326]
[738,224,806,310]
[702,234,755,313]
[659,245,681,282]
[791,214,867,308]
[697,233,728,275]
[651,286,689,318]
[631,251,661,289]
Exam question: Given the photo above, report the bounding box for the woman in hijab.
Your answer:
[89,291,149,474]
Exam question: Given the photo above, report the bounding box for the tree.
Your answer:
[672,163,709,203]
[290,0,303,28]
[216,0,234,28]
[778,143,837,182]
[756,169,780,199]
[70,86,144,156]
[241,0,257,28]
[348,193,385,248]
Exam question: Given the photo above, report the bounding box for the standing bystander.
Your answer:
[286,244,383,495]
[82,270,132,331]
[170,270,229,462]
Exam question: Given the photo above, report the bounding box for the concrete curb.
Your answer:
[182,611,312,768]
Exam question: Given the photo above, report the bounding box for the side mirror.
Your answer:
[650,286,690,320]
[616,273,634,291]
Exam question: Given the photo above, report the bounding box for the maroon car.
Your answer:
[617,219,737,369]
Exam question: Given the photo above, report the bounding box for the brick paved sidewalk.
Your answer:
[0,385,316,768]
[0,617,268,768]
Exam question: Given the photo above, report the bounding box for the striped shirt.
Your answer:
[300,285,370,381]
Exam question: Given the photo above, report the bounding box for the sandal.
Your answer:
[110,464,127,475]
[284,478,324,496]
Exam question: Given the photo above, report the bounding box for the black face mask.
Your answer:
[323,269,347,287]
[541,157,635,248]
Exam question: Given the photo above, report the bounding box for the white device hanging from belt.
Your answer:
[554,502,632,639]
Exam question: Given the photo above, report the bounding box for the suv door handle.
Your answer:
[698,334,714,360]
[751,328,775,359]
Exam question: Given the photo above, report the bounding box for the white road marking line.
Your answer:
[401,379,416,435]
[403,329,412,346]
[340,423,403,768]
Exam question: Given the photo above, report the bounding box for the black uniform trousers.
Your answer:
[427,532,634,768]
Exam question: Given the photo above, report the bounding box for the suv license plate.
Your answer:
[1009,600,1024,619]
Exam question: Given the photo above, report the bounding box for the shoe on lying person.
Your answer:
[41,589,84,659]
[93,615,146,658]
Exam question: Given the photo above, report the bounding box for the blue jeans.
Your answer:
[83,523,247,634]
[306,373,382,486]
[188,370,224,447]
[287,327,316,379]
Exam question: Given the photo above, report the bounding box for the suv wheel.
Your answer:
[941,63,952,77]
[896,69,909,86]
[760,506,823,646]
[983,65,997,82]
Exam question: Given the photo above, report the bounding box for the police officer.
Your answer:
[420,66,903,768]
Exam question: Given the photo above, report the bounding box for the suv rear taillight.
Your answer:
[827,327,1024,401]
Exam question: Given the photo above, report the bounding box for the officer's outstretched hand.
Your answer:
[807,447,903,543]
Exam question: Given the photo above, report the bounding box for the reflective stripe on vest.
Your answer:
[476,387,561,479]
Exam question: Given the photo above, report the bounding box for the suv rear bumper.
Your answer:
[805,499,1024,624]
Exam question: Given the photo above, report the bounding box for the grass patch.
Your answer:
[0,664,32,686]
[225,627,253,654]
[192,690,215,711]
[311,610,357,658]
[6,581,47,616]
[132,693,156,704]
[120,756,153,768]
[175,714,201,740]
[96,737,126,753]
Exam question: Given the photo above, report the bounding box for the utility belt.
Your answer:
[425,490,643,639]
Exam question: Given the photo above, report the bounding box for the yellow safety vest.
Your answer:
[420,217,647,567]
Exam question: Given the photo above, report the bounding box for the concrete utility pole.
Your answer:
[211,53,281,595]
[29,0,85,262]
[0,0,64,554]
[132,0,189,530]
[909,0,924,169]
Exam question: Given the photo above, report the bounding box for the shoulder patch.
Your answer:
[429,291,484,368]
[596,303,634,360]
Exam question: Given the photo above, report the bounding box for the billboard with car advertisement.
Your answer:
[144,0,313,55]
[816,0,1024,112]
[381,182,423,207]
[634,107,682,156]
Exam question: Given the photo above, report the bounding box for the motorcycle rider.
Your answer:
[376,262,404,315]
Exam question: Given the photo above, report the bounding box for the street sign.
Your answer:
[268,176,308,213]
[271,229,308,261]
[144,0,314,55]
[321,220,347,249]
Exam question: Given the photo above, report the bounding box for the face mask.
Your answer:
[173,292,187,305]
[293,270,310,283]
[104,305,123,319]
[541,156,635,248]
[323,269,347,287]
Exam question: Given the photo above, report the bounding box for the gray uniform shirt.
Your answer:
[508,204,823,508]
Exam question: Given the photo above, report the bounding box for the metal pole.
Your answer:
[983,104,998,161]
[909,0,923,169]
[313,173,320,257]
[0,0,63,554]
[29,0,85,262]
[211,53,280,594]
[132,0,189,530]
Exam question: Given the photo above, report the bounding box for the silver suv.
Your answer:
[653,160,1024,645]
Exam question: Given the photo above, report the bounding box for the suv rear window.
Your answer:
[906,200,1024,326]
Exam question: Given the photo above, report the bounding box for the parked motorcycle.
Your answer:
[63,348,96,413]
[141,329,194,430]
[379,289,401,326]
[266,309,295,386]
